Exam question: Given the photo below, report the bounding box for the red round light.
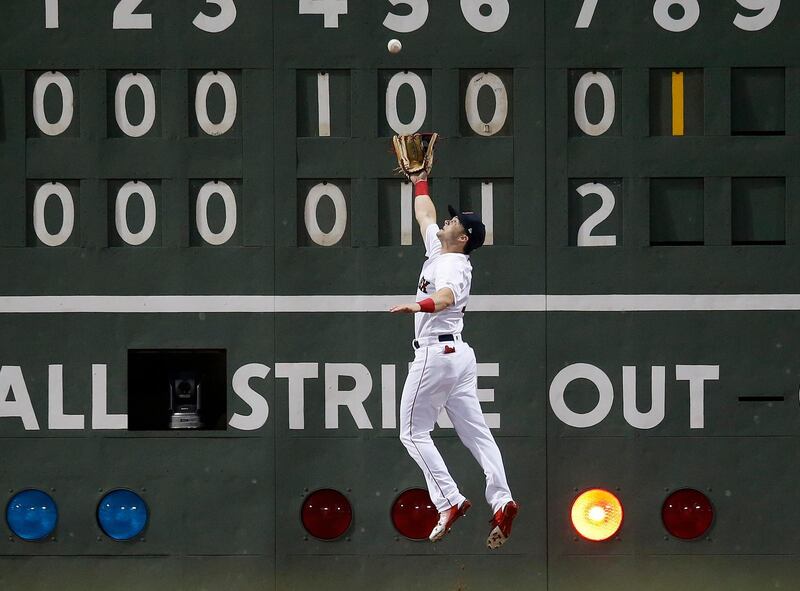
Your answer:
[300,489,352,540]
[391,488,438,540]
[662,488,714,540]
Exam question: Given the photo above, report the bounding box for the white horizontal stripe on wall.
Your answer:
[1,294,800,313]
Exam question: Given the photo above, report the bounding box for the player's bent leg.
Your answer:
[445,374,514,513]
[399,350,465,514]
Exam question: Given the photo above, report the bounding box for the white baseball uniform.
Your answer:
[399,223,513,514]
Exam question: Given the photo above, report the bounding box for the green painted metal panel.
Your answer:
[0,1,799,589]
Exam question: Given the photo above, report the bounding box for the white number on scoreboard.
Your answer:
[460,0,509,33]
[575,0,599,28]
[115,181,157,246]
[464,72,509,136]
[45,0,59,28]
[652,0,700,32]
[383,0,429,33]
[33,183,75,247]
[113,0,152,30]
[575,183,617,247]
[305,183,348,246]
[298,0,348,28]
[734,0,781,31]
[195,71,238,136]
[385,72,427,135]
[196,182,238,245]
[193,0,238,33]
[574,72,616,136]
[32,72,74,137]
[114,74,157,138]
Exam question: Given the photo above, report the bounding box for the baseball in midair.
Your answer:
[387,39,402,54]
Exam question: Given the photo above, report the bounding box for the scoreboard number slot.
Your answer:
[481,182,495,245]
[385,72,427,135]
[32,72,74,137]
[575,183,617,247]
[317,73,331,137]
[196,182,238,246]
[115,181,157,246]
[195,71,238,136]
[401,182,413,246]
[392,180,499,247]
[304,183,348,246]
[114,74,156,138]
[574,72,616,136]
[464,72,509,137]
[33,183,75,247]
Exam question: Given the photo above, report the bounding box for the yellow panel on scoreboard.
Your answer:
[649,69,703,136]
[671,71,684,137]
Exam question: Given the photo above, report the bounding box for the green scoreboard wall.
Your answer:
[1,1,799,589]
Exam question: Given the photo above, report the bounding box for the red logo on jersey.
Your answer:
[444,346,456,354]
[418,277,431,293]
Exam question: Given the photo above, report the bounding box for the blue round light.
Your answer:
[6,489,58,541]
[97,489,148,541]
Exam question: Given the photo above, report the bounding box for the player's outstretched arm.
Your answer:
[389,287,454,314]
[411,172,436,237]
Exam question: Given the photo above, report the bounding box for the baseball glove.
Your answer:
[392,133,438,180]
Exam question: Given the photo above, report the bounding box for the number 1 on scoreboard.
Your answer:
[575,0,599,28]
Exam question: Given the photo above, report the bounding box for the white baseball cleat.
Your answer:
[429,499,472,542]
[486,500,519,549]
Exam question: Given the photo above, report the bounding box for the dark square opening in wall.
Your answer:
[732,177,786,245]
[649,69,704,136]
[128,349,227,431]
[650,178,704,246]
[296,70,351,138]
[459,178,514,246]
[731,68,785,135]
[567,179,623,247]
[297,180,351,247]
[568,69,622,137]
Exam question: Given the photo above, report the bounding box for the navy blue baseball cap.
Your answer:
[448,205,486,254]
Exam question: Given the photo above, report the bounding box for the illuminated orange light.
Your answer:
[571,488,623,541]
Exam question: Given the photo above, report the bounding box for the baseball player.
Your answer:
[390,170,519,549]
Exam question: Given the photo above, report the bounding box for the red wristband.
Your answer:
[414,180,429,197]
[418,298,435,313]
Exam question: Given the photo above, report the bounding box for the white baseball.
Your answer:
[387,39,402,54]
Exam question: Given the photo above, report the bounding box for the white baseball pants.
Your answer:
[399,340,513,514]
